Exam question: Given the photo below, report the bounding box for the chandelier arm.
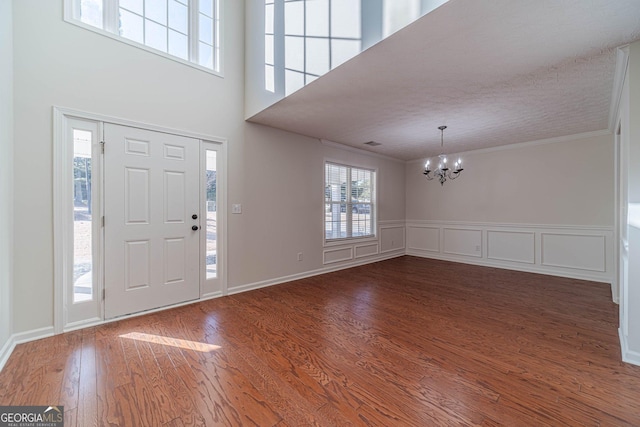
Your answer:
[446,169,463,180]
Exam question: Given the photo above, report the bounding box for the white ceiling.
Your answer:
[247,0,640,161]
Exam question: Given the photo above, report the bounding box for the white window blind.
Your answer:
[325,162,375,240]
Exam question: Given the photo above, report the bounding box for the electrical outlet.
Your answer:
[232,204,242,214]
[297,252,303,261]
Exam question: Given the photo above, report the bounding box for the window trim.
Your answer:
[63,0,225,77]
[54,112,105,332]
[324,160,376,245]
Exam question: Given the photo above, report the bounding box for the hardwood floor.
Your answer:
[1,256,639,426]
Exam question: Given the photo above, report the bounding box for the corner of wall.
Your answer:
[620,328,640,367]
[0,0,14,369]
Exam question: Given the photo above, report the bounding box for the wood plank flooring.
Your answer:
[1,256,640,426]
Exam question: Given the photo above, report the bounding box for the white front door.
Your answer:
[103,124,200,319]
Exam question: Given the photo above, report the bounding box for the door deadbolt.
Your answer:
[192,214,198,220]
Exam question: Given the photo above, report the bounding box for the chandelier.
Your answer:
[423,126,463,186]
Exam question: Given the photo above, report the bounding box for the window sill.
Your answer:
[63,18,224,78]
[324,235,377,248]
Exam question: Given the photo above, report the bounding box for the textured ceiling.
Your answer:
[248,0,640,161]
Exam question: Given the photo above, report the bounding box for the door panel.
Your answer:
[165,171,186,222]
[125,240,150,289]
[125,168,150,224]
[104,124,200,319]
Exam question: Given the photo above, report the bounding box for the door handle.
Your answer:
[192,225,199,231]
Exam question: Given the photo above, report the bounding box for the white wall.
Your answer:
[406,133,614,225]
[11,0,406,334]
[624,40,640,364]
[12,0,242,333]
[230,124,405,289]
[0,0,14,354]
[629,43,640,204]
[245,0,282,119]
[405,132,616,285]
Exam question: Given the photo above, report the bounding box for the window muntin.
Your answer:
[67,0,221,74]
[325,163,375,241]
[276,0,361,95]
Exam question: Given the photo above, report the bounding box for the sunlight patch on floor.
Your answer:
[120,332,221,352]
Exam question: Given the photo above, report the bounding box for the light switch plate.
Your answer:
[232,204,242,214]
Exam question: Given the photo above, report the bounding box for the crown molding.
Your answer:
[406,129,612,164]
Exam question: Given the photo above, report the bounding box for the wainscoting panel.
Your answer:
[323,221,405,266]
[541,233,606,272]
[355,243,379,259]
[488,230,535,264]
[323,247,353,264]
[406,226,440,252]
[443,228,482,258]
[406,221,614,287]
[380,225,405,254]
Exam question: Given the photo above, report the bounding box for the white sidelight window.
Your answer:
[55,114,104,329]
[325,162,375,241]
[65,0,222,74]
[72,128,96,303]
[205,149,218,279]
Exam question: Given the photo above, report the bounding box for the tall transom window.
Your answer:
[283,0,361,95]
[65,0,222,74]
[264,0,362,95]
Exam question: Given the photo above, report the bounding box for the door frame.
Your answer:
[53,107,228,333]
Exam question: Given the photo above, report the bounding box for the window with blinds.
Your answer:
[325,162,375,241]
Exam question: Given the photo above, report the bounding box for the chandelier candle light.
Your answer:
[423,125,463,186]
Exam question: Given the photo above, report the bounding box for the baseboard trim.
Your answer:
[227,251,405,295]
[64,317,104,333]
[619,328,640,366]
[201,291,224,300]
[0,326,55,372]
[13,326,56,345]
[407,250,611,285]
[0,337,15,372]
